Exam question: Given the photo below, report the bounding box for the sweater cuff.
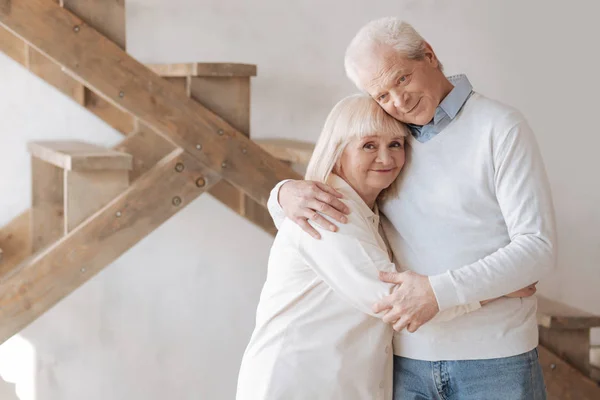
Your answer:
[428,272,462,311]
[267,179,292,230]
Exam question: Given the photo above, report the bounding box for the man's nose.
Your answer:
[392,91,410,110]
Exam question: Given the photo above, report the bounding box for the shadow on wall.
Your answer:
[0,378,19,400]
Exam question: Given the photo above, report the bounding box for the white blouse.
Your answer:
[237,175,480,400]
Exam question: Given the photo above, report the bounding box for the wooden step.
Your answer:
[538,296,600,329]
[591,346,600,369]
[28,141,133,171]
[28,141,132,252]
[540,345,600,400]
[537,296,600,383]
[254,138,314,166]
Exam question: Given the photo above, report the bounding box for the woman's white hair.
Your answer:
[305,94,409,201]
[344,17,443,90]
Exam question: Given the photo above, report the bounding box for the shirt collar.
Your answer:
[437,74,473,121]
[327,174,379,221]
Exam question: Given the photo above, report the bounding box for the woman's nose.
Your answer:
[376,149,393,165]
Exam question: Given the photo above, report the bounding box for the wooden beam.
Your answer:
[537,296,600,330]
[539,345,600,400]
[0,0,301,206]
[27,141,132,171]
[255,138,314,166]
[61,0,126,50]
[84,89,136,135]
[113,122,177,182]
[0,148,221,344]
[0,211,30,279]
[147,63,257,78]
[27,46,85,105]
[0,25,26,65]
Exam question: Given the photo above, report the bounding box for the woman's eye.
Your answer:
[377,94,387,102]
[363,143,376,150]
[398,75,409,84]
[390,141,404,148]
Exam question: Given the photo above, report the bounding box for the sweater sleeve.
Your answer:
[267,180,292,230]
[299,199,481,321]
[429,113,557,310]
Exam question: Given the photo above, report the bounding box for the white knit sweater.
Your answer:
[269,92,557,360]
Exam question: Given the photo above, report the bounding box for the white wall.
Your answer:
[0,0,598,398]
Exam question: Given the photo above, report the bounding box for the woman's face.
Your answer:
[336,134,405,202]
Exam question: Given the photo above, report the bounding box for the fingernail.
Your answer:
[340,216,347,223]
[329,225,337,232]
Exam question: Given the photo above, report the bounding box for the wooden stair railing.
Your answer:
[0,0,300,343]
[537,296,600,383]
[145,62,277,235]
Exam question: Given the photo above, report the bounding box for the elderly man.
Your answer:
[267,17,556,399]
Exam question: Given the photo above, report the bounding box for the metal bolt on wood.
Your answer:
[172,196,182,206]
[119,91,125,98]
[115,211,122,217]
[80,267,86,273]
[175,163,184,172]
[550,364,556,370]
[217,129,224,135]
[196,177,206,188]
[241,148,248,154]
[196,144,202,150]
[221,162,227,168]
[73,25,80,32]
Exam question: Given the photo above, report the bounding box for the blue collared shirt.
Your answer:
[408,74,473,143]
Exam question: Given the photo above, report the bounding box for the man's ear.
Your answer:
[423,42,440,69]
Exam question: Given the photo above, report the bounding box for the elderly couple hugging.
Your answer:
[237,17,556,400]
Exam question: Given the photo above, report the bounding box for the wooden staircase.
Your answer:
[0,0,598,399]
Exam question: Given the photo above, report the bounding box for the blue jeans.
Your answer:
[393,348,546,400]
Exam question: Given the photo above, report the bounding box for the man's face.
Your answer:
[359,45,447,126]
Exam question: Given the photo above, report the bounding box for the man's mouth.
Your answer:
[404,98,421,114]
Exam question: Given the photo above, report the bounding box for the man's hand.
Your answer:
[505,282,537,298]
[373,271,440,333]
[279,180,350,239]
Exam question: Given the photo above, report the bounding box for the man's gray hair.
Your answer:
[344,17,443,90]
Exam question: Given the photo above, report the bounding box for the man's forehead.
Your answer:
[358,49,412,91]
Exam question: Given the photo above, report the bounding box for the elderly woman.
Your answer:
[236,95,532,399]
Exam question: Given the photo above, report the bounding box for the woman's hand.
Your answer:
[279,180,351,239]
[480,282,538,306]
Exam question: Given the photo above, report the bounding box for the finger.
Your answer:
[315,182,344,199]
[295,218,321,240]
[313,190,351,216]
[372,297,394,314]
[382,307,404,325]
[407,321,421,333]
[379,271,404,285]
[309,198,348,224]
[304,210,337,232]
[393,317,411,332]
